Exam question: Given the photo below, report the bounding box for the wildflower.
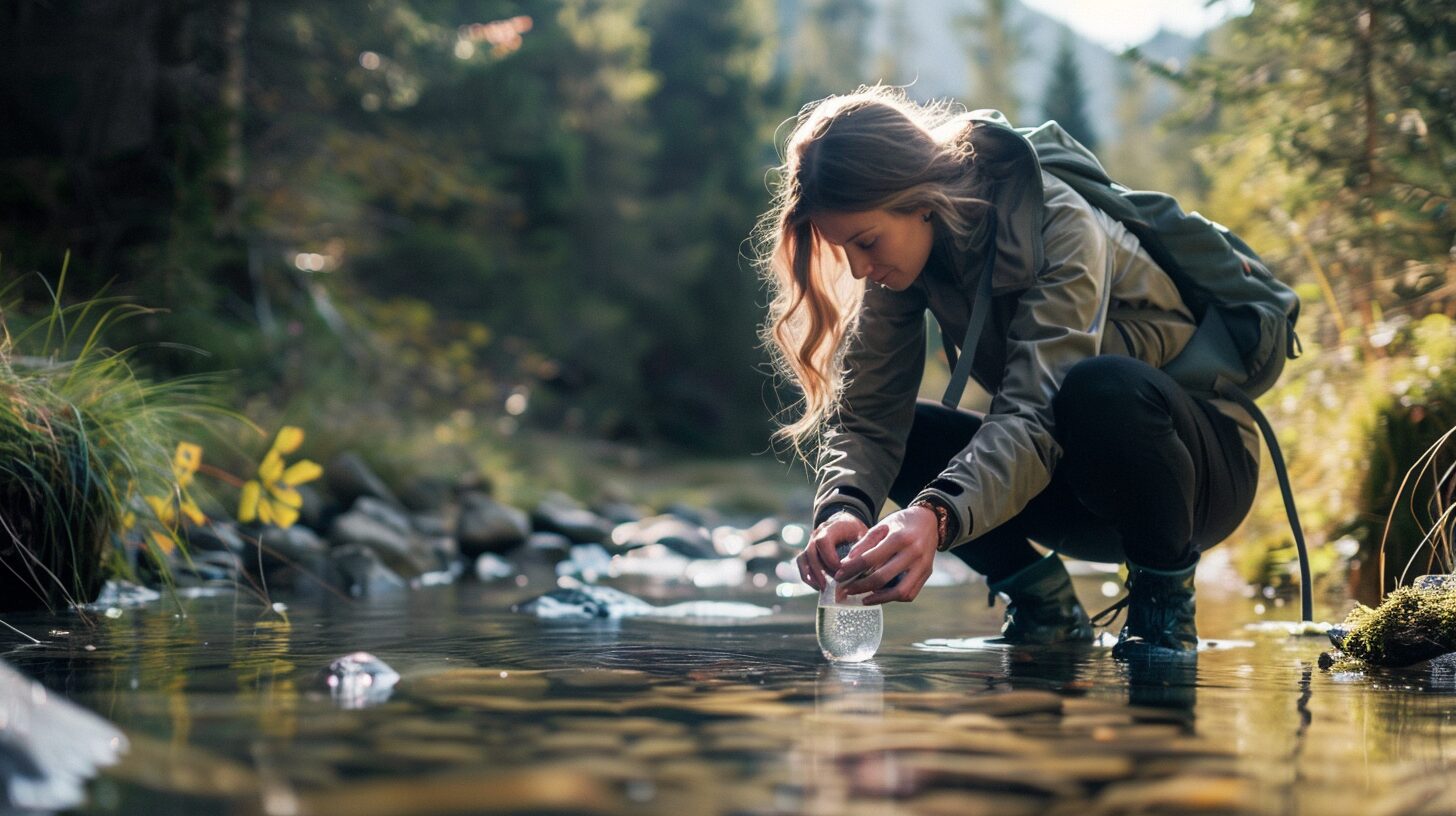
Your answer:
[238,426,322,528]
[141,442,206,552]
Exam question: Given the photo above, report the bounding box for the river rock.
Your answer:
[173,550,245,585]
[326,452,401,509]
[182,521,245,555]
[351,496,413,538]
[0,659,129,810]
[555,544,613,581]
[513,585,655,619]
[525,532,573,562]
[613,515,716,559]
[329,544,408,598]
[296,483,329,532]
[474,553,516,581]
[318,652,400,709]
[531,492,613,543]
[594,501,643,525]
[255,525,328,569]
[328,507,431,577]
[399,475,453,513]
[456,492,530,556]
[411,512,450,538]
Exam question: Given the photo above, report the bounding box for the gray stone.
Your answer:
[660,502,719,529]
[181,521,245,555]
[328,508,431,577]
[613,514,716,559]
[256,525,328,573]
[594,500,643,525]
[318,652,399,709]
[173,549,245,585]
[0,658,128,811]
[399,475,454,513]
[555,543,613,581]
[410,512,450,538]
[531,491,613,544]
[329,544,408,598]
[296,483,328,531]
[455,492,530,556]
[474,553,516,581]
[350,496,412,537]
[525,532,574,562]
[325,452,401,508]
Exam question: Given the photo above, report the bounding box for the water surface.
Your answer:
[3,565,1454,815]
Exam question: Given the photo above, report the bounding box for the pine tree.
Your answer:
[955,0,1023,121]
[1041,33,1097,150]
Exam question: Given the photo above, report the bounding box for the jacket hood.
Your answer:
[952,110,1048,295]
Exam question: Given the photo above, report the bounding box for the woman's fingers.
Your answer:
[796,550,822,590]
[863,561,928,604]
[840,547,916,597]
[835,526,889,580]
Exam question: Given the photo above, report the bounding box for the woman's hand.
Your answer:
[834,506,939,605]
[797,511,868,591]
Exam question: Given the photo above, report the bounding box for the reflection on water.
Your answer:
[3,574,1456,814]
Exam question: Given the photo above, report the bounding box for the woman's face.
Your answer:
[811,207,934,291]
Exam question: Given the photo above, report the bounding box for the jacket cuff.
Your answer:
[912,477,974,549]
[813,486,875,528]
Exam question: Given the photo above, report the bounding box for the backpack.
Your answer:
[939,115,1313,622]
[1023,120,1302,400]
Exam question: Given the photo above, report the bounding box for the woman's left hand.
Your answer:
[833,506,939,605]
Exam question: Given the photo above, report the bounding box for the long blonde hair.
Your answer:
[754,86,990,459]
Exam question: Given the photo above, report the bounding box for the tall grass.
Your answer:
[0,256,232,611]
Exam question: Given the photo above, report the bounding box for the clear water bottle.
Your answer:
[816,543,883,663]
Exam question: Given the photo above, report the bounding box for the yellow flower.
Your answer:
[238,426,321,528]
[140,442,207,554]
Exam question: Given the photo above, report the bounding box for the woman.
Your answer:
[758,88,1260,657]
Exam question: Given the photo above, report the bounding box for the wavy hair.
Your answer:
[753,86,990,460]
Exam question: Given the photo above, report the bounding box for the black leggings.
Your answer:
[888,356,1258,581]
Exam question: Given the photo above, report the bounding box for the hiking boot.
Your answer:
[1111,557,1200,658]
[987,553,1094,645]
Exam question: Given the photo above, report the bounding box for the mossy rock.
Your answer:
[1333,585,1456,667]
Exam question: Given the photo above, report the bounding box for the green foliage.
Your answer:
[0,264,234,611]
[1178,0,1456,341]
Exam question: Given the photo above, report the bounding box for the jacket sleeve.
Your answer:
[812,280,927,527]
[912,183,1114,544]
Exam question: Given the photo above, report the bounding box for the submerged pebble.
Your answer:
[319,652,401,709]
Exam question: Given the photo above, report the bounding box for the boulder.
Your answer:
[524,532,573,563]
[474,553,516,581]
[410,512,451,538]
[455,492,530,556]
[399,475,454,513]
[612,514,716,559]
[326,452,401,509]
[254,525,329,574]
[531,491,613,544]
[329,544,407,598]
[328,507,432,577]
[594,500,643,526]
[181,521,245,555]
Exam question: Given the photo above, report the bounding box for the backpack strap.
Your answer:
[1217,381,1313,623]
[941,220,998,409]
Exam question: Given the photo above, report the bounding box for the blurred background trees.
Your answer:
[1,0,1453,597]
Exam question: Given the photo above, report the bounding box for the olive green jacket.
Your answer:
[813,117,1257,548]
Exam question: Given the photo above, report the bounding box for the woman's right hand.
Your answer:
[797,511,869,591]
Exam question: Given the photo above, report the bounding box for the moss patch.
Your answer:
[1339,585,1456,667]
